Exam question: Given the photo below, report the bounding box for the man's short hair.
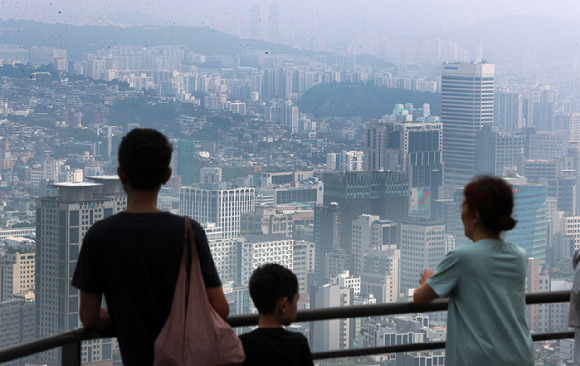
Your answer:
[118,128,173,190]
[248,263,298,314]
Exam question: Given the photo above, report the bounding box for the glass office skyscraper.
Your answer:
[441,62,495,199]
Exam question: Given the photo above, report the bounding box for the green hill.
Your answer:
[297,83,440,120]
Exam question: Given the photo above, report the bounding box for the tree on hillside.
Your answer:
[297,83,440,120]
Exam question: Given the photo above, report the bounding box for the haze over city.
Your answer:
[0,0,580,365]
[3,0,580,37]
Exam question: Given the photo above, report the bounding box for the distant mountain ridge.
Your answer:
[1,15,577,67]
[0,19,300,60]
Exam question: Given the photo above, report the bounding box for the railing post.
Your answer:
[62,340,82,366]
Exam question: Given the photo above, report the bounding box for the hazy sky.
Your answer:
[2,0,580,39]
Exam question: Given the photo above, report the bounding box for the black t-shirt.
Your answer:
[72,212,221,366]
[239,328,314,366]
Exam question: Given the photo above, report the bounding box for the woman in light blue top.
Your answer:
[414,175,534,366]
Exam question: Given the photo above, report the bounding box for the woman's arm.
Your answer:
[413,269,440,305]
[413,282,439,305]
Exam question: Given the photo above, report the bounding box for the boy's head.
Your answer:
[249,263,299,322]
[117,128,173,190]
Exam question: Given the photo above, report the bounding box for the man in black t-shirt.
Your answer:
[72,128,228,366]
[239,263,314,366]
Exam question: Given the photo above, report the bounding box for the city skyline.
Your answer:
[0,2,580,361]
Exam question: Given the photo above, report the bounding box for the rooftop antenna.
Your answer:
[475,35,483,63]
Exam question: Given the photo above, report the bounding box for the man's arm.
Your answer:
[79,290,113,329]
[207,286,229,319]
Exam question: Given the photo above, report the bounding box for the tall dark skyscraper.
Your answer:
[314,203,341,284]
[177,139,196,186]
[363,117,443,217]
[441,62,494,198]
[35,178,125,364]
[321,171,409,256]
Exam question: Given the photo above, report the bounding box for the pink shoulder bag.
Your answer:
[154,217,245,366]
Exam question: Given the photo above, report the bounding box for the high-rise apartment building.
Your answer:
[0,247,35,302]
[207,237,238,284]
[441,62,494,199]
[361,245,401,303]
[293,240,315,297]
[36,180,124,364]
[326,151,364,172]
[494,88,523,130]
[351,215,397,276]
[240,205,293,237]
[476,126,525,176]
[310,284,353,352]
[238,234,293,285]
[525,130,567,161]
[524,84,557,131]
[526,259,550,333]
[554,112,580,141]
[400,218,446,293]
[180,184,255,240]
[0,294,35,364]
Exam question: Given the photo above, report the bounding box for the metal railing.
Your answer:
[0,291,573,365]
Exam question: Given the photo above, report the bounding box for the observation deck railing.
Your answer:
[0,291,573,365]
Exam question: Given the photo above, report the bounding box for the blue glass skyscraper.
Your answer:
[505,180,547,260]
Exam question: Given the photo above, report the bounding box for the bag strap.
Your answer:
[183,216,193,277]
[183,216,209,302]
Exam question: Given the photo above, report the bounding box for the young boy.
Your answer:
[240,263,314,366]
[72,128,228,366]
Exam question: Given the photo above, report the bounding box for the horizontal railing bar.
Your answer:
[313,342,447,359]
[526,291,570,305]
[228,299,450,327]
[228,291,571,327]
[0,329,115,364]
[532,331,574,342]
[0,291,572,364]
[312,332,575,360]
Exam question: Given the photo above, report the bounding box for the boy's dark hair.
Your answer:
[248,263,298,314]
[118,128,173,190]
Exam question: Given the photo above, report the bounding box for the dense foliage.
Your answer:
[297,83,441,120]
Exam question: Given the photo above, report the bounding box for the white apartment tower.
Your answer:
[441,62,494,199]
[494,88,523,130]
[361,245,401,303]
[310,283,354,352]
[400,219,446,293]
[207,238,238,283]
[326,151,364,172]
[293,240,315,297]
[180,185,255,240]
[351,215,397,276]
[334,270,361,296]
[238,234,293,286]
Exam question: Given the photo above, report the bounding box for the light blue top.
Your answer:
[428,239,534,366]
